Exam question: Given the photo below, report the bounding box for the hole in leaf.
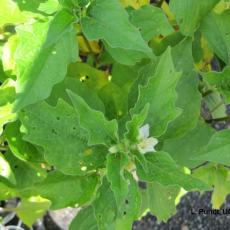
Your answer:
[52,129,58,135]
[81,166,87,171]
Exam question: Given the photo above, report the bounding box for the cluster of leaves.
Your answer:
[0,0,230,228]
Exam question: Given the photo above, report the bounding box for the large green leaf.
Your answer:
[131,48,181,137]
[19,99,106,175]
[194,129,230,165]
[135,151,210,191]
[68,90,118,146]
[162,38,201,139]
[200,10,230,64]
[203,66,230,103]
[129,5,174,41]
[70,206,98,230]
[34,171,99,209]
[140,182,179,222]
[14,10,77,111]
[81,0,153,65]
[170,0,220,36]
[163,121,215,168]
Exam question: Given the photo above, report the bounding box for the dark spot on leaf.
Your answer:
[85,75,90,79]
[56,116,60,121]
[14,165,18,169]
[123,211,126,215]
[125,199,129,204]
[73,127,76,130]
[52,129,58,135]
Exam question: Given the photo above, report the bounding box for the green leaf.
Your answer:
[129,5,174,41]
[92,175,141,230]
[135,151,210,191]
[0,79,17,135]
[81,0,153,65]
[2,35,18,74]
[0,153,16,184]
[169,0,220,36]
[163,121,215,168]
[131,48,181,137]
[125,104,149,142]
[67,62,108,91]
[38,0,60,14]
[203,91,227,119]
[0,0,26,27]
[15,196,51,227]
[162,38,201,139]
[141,182,179,222]
[115,172,141,230]
[98,82,128,121]
[200,10,230,64]
[70,206,98,230]
[193,165,230,208]
[67,90,119,146]
[34,171,99,209]
[19,99,106,175]
[5,151,46,188]
[203,66,230,103]
[14,10,77,111]
[47,77,105,113]
[92,178,117,230]
[0,180,16,200]
[106,152,129,207]
[194,129,230,165]
[5,121,44,162]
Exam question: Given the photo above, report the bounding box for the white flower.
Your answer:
[137,124,158,154]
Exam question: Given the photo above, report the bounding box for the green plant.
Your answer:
[0,0,230,228]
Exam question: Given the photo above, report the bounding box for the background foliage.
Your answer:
[0,0,230,229]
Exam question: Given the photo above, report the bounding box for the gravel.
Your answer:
[133,192,230,230]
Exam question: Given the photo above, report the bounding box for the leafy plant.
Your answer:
[0,0,230,229]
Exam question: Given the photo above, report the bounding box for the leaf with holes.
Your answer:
[67,90,119,146]
[19,99,106,175]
